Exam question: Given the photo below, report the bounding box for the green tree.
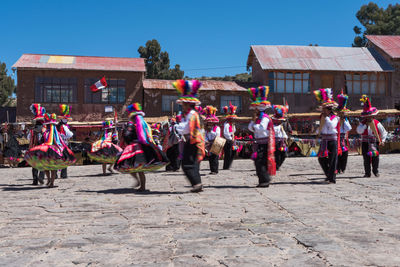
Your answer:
[353,2,400,47]
[0,62,16,106]
[138,39,184,79]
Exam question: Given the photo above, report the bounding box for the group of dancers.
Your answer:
[23,80,388,192]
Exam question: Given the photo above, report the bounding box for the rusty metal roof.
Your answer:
[247,45,393,72]
[143,79,247,91]
[366,35,400,59]
[12,54,146,72]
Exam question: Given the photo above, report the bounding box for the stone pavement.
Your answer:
[1,155,400,266]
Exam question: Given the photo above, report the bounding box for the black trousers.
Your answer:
[61,168,68,178]
[254,144,270,184]
[337,151,348,173]
[223,140,234,170]
[274,149,286,170]
[209,153,219,173]
[182,142,202,186]
[166,144,180,171]
[318,140,338,182]
[362,142,379,176]
[32,168,44,184]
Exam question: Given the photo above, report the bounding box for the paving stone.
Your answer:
[0,155,400,265]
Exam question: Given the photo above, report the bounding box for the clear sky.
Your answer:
[1,0,397,78]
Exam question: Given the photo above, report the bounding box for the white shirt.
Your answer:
[223,122,235,141]
[62,125,74,140]
[273,124,288,139]
[176,110,195,135]
[248,116,270,139]
[356,121,388,142]
[317,115,339,135]
[340,118,352,134]
[205,126,221,142]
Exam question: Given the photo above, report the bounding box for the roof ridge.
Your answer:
[22,53,143,60]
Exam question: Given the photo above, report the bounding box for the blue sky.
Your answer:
[1,0,397,78]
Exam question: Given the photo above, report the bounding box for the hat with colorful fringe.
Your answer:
[248,86,271,111]
[151,123,161,135]
[204,105,219,123]
[272,104,289,121]
[172,79,202,105]
[44,113,57,125]
[313,88,337,108]
[126,103,145,118]
[335,90,350,113]
[223,102,237,119]
[30,104,46,121]
[58,104,72,121]
[102,120,115,129]
[195,106,204,115]
[360,95,379,116]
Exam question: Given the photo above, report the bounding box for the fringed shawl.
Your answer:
[189,112,205,161]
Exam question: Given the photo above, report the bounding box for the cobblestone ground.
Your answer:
[1,155,400,266]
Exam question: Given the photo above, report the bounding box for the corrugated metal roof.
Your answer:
[366,35,400,59]
[247,45,393,72]
[12,54,146,72]
[143,79,247,91]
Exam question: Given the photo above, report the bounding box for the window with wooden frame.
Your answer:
[344,73,387,95]
[34,77,77,103]
[268,71,311,93]
[85,78,126,104]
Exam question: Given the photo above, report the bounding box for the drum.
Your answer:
[210,136,226,155]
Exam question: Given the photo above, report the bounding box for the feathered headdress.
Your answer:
[204,105,219,123]
[223,102,237,119]
[44,113,57,125]
[272,104,289,121]
[172,79,202,105]
[248,86,271,111]
[336,90,350,113]
[58,104,72,121]
[102,120,115,129]
[30,104,46,121]
[151,123,161,135]
[126,103,145,118]
[313,88,337,108]
[360,95,379,116]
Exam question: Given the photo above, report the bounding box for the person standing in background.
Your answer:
[222,102,237,170]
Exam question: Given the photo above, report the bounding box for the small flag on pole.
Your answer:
[91,77,107,92]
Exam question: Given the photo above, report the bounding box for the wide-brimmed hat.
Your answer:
[102,120,115,129]
[58,104,72,121]
[248,86,271,111]
[204,105,219,123]
[223,102,237,119]
[314,88,338,109]
[126,103,145,118]
[360,95,379,116]
[43,113,57,125]
[272,104,289,121]
[173,80,202,105]
[30,104,46,121]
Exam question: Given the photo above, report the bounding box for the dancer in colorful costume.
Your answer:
[27,104,46,185]
[247,86,275,187]
[222,102,237,170]
[173,80,205,193]
[271,104,289,171]
[335,92,352,174]
[114,103,168,191]
[356,95,387,177]
[57,104,74,178]
[165,115,182,172]
[88,119,122,175]
[204,105,221,175]
[25,113,76,188]
[314,88,340,184]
